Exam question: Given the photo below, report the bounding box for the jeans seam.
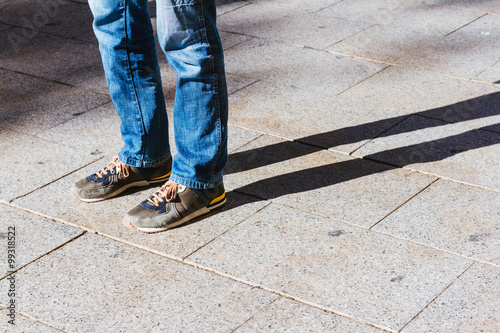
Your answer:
[123,0,148,165]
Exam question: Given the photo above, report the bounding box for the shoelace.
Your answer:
[95,156,130,179]
[147,180,181,207]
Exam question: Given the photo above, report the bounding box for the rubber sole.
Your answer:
[70,179,166,203]
[123,198,227,233]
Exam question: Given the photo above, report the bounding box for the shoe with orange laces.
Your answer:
[123,180,226,233]
[70,155,172,202]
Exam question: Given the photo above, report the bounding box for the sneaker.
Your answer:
[123,180,226,233]
[70,156,172,202]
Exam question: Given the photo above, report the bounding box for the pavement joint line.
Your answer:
[325,23,378,50]
[368,178,439,231]
[398,261,478,332]
[0,66,76,87]
[444,13,489,38]
[181,201,273,260]
[9,156,106,204]
[0,305,69,332]
[335,64,392,97]
[0,231,87,283]
[229,297,281,333]
[226,75,260,95]
[217,1,252,17]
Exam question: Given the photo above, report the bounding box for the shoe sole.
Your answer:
[123,198,227,233]
[70,179,167,203]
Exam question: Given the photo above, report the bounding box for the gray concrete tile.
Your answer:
[225,135,435,227]
[13,159,269,259]
[449,14,500,47]
[218,3,371,49]
[225,38,387,95]
[0,233,277,332]
[58,63,108,93]
[319,0,482,36]
[354,115,500,191]
[0,69,110,134]
[0,28,101,80]
[337,66,500,133]
[402,263,500,333]
[419,0,500,14]
[216,0,249,16]
[229,81,406,153]
[228,126,262,153]
[0,129,100,202]
[220,31,253,50]
[475,60,500,85]
[187,203,473,331]
[329,25,500,79]
[0,204,84,278]
[0,22,9,31]
[0,308,62,332]
[236,298,383,333]
[251,0,341,13]
[374,180,500,265]
[0,0,94,39]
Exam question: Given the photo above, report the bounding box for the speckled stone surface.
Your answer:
[216,0,249,16]
[475,61,500,85]
[220,31,253,51]
[218,3,371,49]
[0,233,277,332]
[0,308,63,332]
[374,180,500,265]
[319,0,482,36]
[417,0,500,14]
[236,298,383,332]
[0,23,9,31]
[228,81,405,153]
[187,204,473,331]
[354,115,500,191]
[0,28,101,80]
[402,263,500,333]
[251,0,340,13]
[0,129,100,202]
[224,38,387,95]
[0,204,83,278]
[0,69,110,134]
[225,135,435,227]
[329,25,500,79]
[0,0,94,38]
[13,159,270,259]
[448,14,500,46]
[337,66,500,133]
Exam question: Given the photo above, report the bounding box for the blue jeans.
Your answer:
[88,0,228,189]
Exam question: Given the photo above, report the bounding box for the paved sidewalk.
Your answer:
[1,0,499,332]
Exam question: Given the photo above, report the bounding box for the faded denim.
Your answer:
[88,0,228,189]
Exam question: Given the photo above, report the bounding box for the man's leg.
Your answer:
[71,0,172,202]
[123,0,229,232]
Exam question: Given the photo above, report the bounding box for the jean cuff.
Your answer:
[118,152,171,168]
[169,173,223,190]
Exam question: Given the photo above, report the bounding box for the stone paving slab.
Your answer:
[13,157,269,259]
[475,60,500,85]
[0,233,277,332]
[337,66,500,133]
[402,263,500,333]
[218,3,371,50]
[0,0,94,39]
[328,25,500,79]
[224,38,387,95]
[0,204,84,278]
[216,0,250,16]
[373,179,500,266]
[0,69,110,134]
[0,129,100,202]
[448,14,500,46]
[0,23,9,31]
[0,28,101,80]
[187,203,473,331]
[236,298,383,333]
[0,308,62,333]
[226,134,435,228]
[228,81,405,154]
[250,0,341,13]
[354,115,500,191]
[418,0,500,14]
[319,0,482,36]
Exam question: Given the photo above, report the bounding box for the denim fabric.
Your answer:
[88,0,228,189]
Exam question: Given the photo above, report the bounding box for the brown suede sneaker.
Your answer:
[70,155,172,202]
[123,180,226,233]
